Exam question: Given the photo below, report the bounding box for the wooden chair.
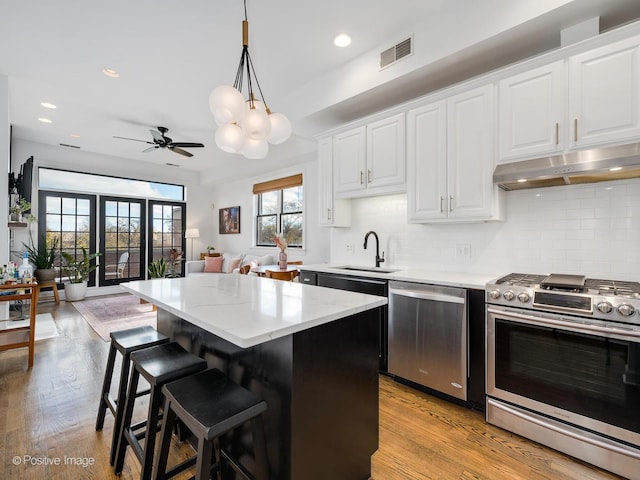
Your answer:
[287,261,303,265]
[239,264,251,275]
[265,269,299,281]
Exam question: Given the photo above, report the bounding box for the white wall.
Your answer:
[0,75,8,261]
[330,178,640,281]
[208,156,330,265]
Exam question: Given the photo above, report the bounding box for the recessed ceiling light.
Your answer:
[102,68,120,78]
[40,102,56,109]
[517,178,527,183]
[70,133,81,138]
[38,117,52,124]
[334,33,352,47]
[609,167,622,171]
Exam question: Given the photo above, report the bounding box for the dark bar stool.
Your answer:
[95,325,170,466]
[113,342,208,480]
[153,368,269,480]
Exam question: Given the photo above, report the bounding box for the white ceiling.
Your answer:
[2,0,640,184]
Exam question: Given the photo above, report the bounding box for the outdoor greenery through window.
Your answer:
[255,181,303,248]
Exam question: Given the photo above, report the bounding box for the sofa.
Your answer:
[185,252,276,277]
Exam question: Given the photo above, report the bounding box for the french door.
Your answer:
[99,197,146,286]
[148,201,186,277]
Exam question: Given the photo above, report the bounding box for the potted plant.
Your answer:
[148,258,167,278]
[61,248,101,301]
[23,235,59,283]
[206,246,216,255]
[10,197,31,222]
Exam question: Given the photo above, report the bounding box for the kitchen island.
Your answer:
[121,274,387,480]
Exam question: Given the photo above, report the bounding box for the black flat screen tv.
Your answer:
[17,156,33,208]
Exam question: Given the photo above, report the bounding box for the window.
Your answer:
[254,174,303,247]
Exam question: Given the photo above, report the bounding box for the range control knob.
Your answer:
[517,292,530,303]
[503,290,515,301]
[617,303,636,317]
[596,301,613,314]
[489,290,501,299]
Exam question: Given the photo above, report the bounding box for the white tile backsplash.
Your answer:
[330,178,640,281]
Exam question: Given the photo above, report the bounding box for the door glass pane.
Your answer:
[148,201,186,277]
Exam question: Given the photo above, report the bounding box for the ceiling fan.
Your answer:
[113,126,204,157]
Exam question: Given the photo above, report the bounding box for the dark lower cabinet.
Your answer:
[468,288,486,410]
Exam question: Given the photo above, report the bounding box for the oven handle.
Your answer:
[489,399,640,461]
[487,306,640,340]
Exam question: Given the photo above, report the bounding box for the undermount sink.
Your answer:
[332,265,400,274]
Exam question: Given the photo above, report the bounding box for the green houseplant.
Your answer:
[23,235,59,283]
[148,258,167,278]
[61,248,101,301]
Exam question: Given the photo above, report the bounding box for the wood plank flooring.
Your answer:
[0,299,627,479]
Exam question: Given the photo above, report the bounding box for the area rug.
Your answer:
[71,294,157,342]
[0,313,59,341]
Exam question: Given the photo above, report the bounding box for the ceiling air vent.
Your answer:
[59,143,80,149]
[380,36,413,69]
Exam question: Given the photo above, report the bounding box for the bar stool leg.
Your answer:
[195,438,215,480]
[140,383,164,480]
[153,397,176,480]
[96,345,117,431]
[251,416,269,480]
[114,367,139,474]
[109,352,133,465]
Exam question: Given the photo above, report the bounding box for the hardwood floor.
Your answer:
[0,299,627,479]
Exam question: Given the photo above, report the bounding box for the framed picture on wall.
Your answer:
[219,206,240,234]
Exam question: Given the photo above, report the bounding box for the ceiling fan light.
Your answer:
[209,85,245,124]
[266,112,292,145]
[242,138,269,159]
[215,123,244,153]
[241,108,271,140]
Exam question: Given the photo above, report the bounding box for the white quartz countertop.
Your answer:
[300,264,504,289]
[121,275,387,348]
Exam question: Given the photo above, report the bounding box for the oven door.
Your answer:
[487,305,640,448]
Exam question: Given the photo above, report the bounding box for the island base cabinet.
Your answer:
[157,307,381,480]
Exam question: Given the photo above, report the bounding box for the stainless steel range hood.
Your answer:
[493,143,640,190]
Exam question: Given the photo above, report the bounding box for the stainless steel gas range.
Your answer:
[485,273,640,479]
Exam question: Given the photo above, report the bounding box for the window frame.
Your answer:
[255,184,303,248]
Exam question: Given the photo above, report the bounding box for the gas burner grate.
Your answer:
[495,273,546,287]
[585,279,640,297]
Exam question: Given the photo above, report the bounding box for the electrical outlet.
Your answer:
[346,243,354,252]
[456,244,471,259]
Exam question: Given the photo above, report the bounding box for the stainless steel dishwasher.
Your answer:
[388,281,468,400]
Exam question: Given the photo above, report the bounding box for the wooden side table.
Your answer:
[0,282,37,368]
[34,279,60,304]
[199,252,221,260]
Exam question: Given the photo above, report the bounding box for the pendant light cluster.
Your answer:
[209,0,292,159]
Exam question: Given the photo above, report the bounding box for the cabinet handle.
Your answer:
[327,208,332,221]
[555,122,559,145]
[449,196,454,212]
[368,169,372,184]
[440,196,444,213]
[360,171,364,185]
[574,118,578,142]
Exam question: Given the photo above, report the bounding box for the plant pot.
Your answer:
[65,281,88,302]
[34,268,57,283]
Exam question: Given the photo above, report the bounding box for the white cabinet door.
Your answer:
[318,137,351,227]
[569,35,640,148]
[447,84,496,219]
[407,100,447,221]
[499,61,565,161]
[367,113,406,190]
[333,126,366,194]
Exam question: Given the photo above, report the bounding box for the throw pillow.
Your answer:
[226,257,242,273]
[256,254,273,266]
[203,256,223,273]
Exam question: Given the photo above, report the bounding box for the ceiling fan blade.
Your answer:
[169,146,193,157]
[113,135,154,145]
[169,142,204,148]
[142,146,158,153]
[150,129,164,142]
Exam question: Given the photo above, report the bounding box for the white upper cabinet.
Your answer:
[499,34,640,163]
[334,113,406,198]
[499,61,565,161]
[569,35,640,148]
[408,84,501,222]
[318,137,351,227]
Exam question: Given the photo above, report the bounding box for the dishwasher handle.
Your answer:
[389,287,465,304]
